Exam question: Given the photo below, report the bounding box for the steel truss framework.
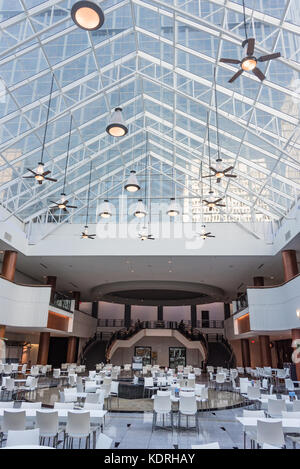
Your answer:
[0,0,299,236]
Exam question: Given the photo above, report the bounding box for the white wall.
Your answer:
[196,303,225,321]
[98,301,124,320]
[0,276,51,328]
[131,305,157,320]
[164,305,191,322]
[248,275,300,331]
[72,310,97,338]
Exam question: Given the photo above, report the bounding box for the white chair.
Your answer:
[267,399,287,418]
[109,381,119,408]
[6,428,40,447]
[65,411,91,449]
[21,402,42,409]
[144,377,155,398]
[178,395,199,432]
[54,402,74,409]
[284,379,295,392]
[256,420,285,448]
[292,400,300,412]
[36,410,63,448]
[191,442,220,449]
[85,381,97,393]
[152,395,173,430]
[242,409,266,447]
[215,373,226,390]
[0,410,26,447]
[96,433,113,449]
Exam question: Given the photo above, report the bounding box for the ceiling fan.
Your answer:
[49,116,77,212]
[220,0,280,82]
[203,190,225,211]
[203,74,237,183]
[196,225,215,240]
[81,161,95,240]
[23,74,57,184]
[138,229,155,241]
[81,225,96,240]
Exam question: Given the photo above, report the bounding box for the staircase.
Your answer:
[79,331,113,370]
[206,335,236,368]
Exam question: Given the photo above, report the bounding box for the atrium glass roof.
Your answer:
[0,0,299,228]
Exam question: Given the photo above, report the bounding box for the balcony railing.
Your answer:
[97,319,224,329]
[50,292,73,313]
[235,293,248,313]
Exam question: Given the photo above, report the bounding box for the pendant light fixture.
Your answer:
[23,75,57,185]
[106,107,128,137]
[134,199,147,218]
[81,162,96,239]
[71,1,105,31]
[124,170,140,193]
[50,116,78,212]
[99,199,113,218]
[137,139,155,240]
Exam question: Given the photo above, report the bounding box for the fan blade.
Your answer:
[258,52,281,62]
[88,236,95,239]
[23,176,35,179]
[229,69,243,83]
[66,205,78,209]
[216,203,226,207]
[225,174,237,178]
[89,234,96,237]
[219,58,241,64]
[209,167,218,173]
[252,67,265,81]
[214,198,223,203]
[43,171,51,176]
[208,235,215,238]
[202,175,214,178]
[26,168,37,175]
[247,38,255,56]
[44,177,57,182]
[202,200,210,204]
[223,166,234,173]
[49,201,58,205]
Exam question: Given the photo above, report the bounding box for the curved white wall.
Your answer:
[0,277,51,328]
[248,275,300,332]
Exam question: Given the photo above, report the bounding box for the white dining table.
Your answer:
[236,416,300,448]
[258,397,296,410]
[0,408,107,448]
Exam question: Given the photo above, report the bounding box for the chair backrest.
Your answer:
[243,410,265,418]
[187,379,195,388]
[4,378,15,391]
[3,410,26,432]
[54,402,74,409]
[292,400,300,411]
[0,401,14,408]
[191,442,220,449]
[85,392,100,404]
[282,411,300,419]
[268,398,287,416]
[247,385,261,399]
[66,411,90,435]
[36,410,58,433]
[179,395,197,414]
[285,379,294,391]
[53,369,60,378]
[96,433,113,449]
[85,381,97,393]
[157,390,171,396]
[144,377,153,387]
[110,381,119,394]
[257,420,284,447]
[83,403,104,411]
[216,373,226,384]
[6,428,40,447]
[21,402,42,409]
[153,395,171,413]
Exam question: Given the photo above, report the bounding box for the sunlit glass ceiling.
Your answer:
[0,0,299,227]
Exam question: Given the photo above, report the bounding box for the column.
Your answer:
[0,325,5,338]
[259,335,272,367]
[72,291,81,311]
[292,329,300,381]
[37,332,50,365]
[253,276,264,287]
[282,250,298,282]
[157,305,163,321]
[1,250,18,281]
[92,301,98,319]
[46,276,57,304]
[66,336,77,364]
[191,305,197,328]
[224,303,231,320]
[124,304,131,328]
[241,338,250,367]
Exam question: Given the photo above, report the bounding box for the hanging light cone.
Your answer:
[167,198,180,217]
[134,199,147,218]
[106,107,128,137]
[124,170,140,193]
[71,1,105,31]
[99,199,113,218]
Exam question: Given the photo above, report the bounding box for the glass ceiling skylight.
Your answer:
[0,0,299,228]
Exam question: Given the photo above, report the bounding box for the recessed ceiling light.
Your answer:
[71,1,105,31]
